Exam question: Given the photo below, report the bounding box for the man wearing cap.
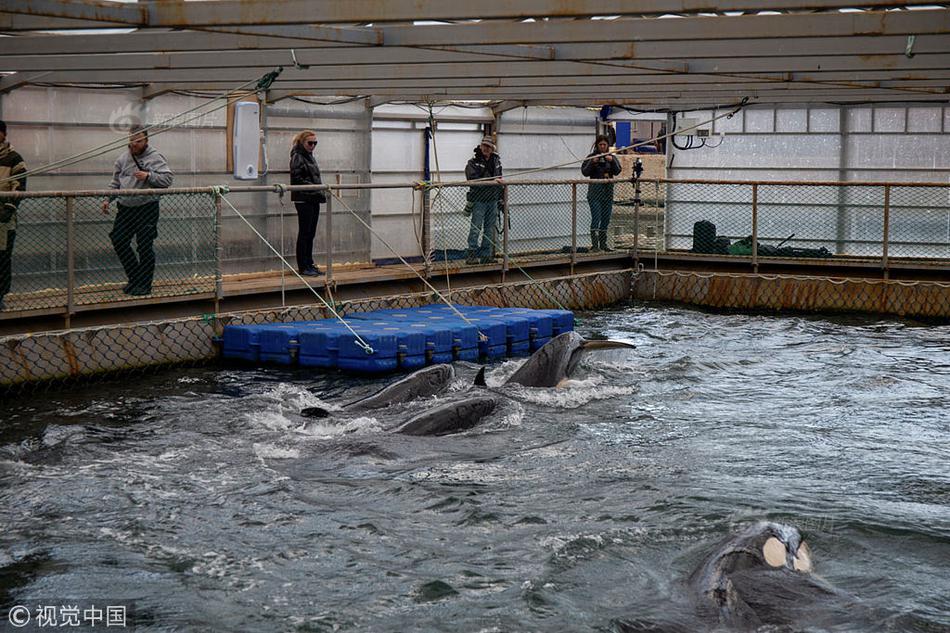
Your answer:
[101,125,173,296]
[464,136,503,264]
[0,120,27,311]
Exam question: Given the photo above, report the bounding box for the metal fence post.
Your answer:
[633,177,641,261]
[422,183,431,279]
[214,192,223,314]
[502,183,509,279]
[751,183,759,273]
[570,183,577,273]
[882,184,891,278]
[326,178,336,286]
[65,196,75,328]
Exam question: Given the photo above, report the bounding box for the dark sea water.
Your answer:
[1,304,948,632]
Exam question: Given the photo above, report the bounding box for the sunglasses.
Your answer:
[304,140,317,147]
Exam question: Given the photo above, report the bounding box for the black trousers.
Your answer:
[294,201,321,271]
[0,230,14,303]
[110,201,160,290]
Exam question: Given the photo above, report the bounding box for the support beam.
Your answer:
[377,10,950,46]
[3,0,144,25]
[6,1,935,27]
[5,52,947,85]
[8,29,944,62]
[0,11,128,30]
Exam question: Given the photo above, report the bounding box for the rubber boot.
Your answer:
[600,230,613,252]
[590,231,601,252]
[465,249,479,265]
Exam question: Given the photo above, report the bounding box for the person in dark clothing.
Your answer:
[289,130,325,276]
[463,137,503,264]
[581,134,621,252]
[101,125,173,296]
[0,120,27,311]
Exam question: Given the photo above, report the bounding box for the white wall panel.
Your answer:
[776,109,807,133]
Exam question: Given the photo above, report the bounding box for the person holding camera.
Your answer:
[0,120,27,310]
[102,125,173,296]
[464,137,503,265]
[581,134,621,252]
[289,130,325,277]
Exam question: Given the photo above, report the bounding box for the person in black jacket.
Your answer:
[0,120,27,310]
[463,137,503,264]
[581,134,621,252]
[289,130,325,276]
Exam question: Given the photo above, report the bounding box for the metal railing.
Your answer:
[1,178,948,323]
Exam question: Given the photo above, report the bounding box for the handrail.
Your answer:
[3,177,950,200]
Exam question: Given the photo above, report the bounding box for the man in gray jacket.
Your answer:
[101,125,173,296]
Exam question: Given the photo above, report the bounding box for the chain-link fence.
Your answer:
[0,269,633,395]
[634,270,950,320]
[1,178,948,323]
[1,189,218,317]
[664,180,950,261]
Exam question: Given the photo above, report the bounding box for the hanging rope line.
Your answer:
[0,68,283,187]
[425,101,455,294]
[215,188,375,355]
[460,102,746,186]
[325,186,490,342]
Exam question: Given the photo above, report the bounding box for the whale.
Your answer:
[301,364,455,418]
[689,522,846,629]
[475,331,635,388]
[394,395,498,436]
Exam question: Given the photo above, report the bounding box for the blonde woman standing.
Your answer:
[289,130,325,276]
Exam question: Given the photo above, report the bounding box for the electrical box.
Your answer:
[233,101,260,180]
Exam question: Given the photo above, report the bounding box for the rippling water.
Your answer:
[1,305,948,632]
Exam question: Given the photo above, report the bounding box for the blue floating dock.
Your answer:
[220,305,574,373]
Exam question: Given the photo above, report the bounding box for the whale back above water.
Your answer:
[394,395,498,436]
[502,331,635,388]
[301,364,455,418]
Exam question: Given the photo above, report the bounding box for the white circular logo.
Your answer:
[8,605,30,627]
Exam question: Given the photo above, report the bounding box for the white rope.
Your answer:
[216,190,375,354]
[0,76,264,187]
[460,105,743,186]
[425,102,454,292]
[326,186,491,342]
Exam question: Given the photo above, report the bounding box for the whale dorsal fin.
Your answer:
[474,367,487,387]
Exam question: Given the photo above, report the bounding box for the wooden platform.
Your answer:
[0,251,631,335]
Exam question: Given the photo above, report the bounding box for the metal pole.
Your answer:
[326,175,336,286]
[835,107,851,255]
[422,128,432,279]
[65,196,75,328]
[882,184,890,279]
[501,183,509,281]
[751,183,759,273]
[214,192,223,314]
[570,182,577,273]
[633,175,641,261]
[279,189,285,307]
